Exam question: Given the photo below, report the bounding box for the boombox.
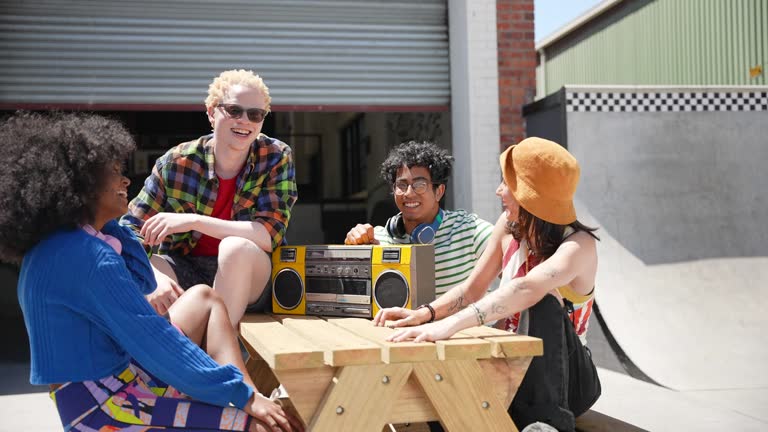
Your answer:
[271,244,435,319]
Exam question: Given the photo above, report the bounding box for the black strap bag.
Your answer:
[563,299,602,417]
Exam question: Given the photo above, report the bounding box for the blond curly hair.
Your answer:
[205,69,271,111]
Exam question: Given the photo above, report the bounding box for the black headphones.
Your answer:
[385,208,444,244]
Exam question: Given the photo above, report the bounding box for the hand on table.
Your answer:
[372,306,429,328]
[386,320,458,343]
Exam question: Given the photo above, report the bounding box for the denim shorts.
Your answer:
[157,253,272,313]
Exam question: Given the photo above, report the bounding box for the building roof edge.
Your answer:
[535,0,624,51]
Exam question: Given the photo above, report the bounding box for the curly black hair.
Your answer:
[0,112,136,264]
[379,140,454,186]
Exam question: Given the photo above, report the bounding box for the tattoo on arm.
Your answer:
[448,294,466,313]
[491,303,506,316]
[540,264,557,279]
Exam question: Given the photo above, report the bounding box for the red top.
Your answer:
[191,176,237,256]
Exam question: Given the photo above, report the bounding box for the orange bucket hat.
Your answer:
[499,137,580,225]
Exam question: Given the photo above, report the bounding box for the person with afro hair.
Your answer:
[345,140,493,297]
[121,70,297,328]
[0,112,301,432]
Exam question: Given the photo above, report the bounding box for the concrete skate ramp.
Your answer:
[566,109,768,391]
[578,201,768,391]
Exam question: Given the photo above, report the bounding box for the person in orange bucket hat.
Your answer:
[375,137,602,432]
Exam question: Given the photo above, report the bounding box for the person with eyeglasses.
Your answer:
[375,138,602,432]
[344,140,494,297]
[121,69,297,327]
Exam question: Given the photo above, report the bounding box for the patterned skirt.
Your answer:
[51,362,251,431]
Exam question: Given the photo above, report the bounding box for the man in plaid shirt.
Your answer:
[121,70,297,327]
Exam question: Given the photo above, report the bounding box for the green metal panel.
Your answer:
[537,0,767,98]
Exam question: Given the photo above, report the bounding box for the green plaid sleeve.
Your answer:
[246,145,298,250]
[120,163,168,235]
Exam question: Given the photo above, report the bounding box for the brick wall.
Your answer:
[497,0,536,149]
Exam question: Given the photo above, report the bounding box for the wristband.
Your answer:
[417,304,436,323]
[469,303,485,326]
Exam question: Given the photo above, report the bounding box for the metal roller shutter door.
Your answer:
[0,0,449,109]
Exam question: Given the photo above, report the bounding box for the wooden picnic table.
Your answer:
[239,314,543,432]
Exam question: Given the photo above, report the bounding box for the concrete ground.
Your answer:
[4,366,767,432]
[2,199,766,431]
[2,311,767,432]
[585,312,768,431]
[0,314,60,431]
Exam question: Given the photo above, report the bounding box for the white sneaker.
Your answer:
[521,422,559,432]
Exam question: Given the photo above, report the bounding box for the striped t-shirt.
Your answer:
[374,209,493,296]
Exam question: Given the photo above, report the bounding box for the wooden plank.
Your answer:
[477,357,533,406]
[485,335,543,358]
[385,373,439,423]
[273,366,337,423]
[240,321,325,370]
[240,313,279,324]
[385,358,524,424]
[309,363,413,432]
[282,318,383,366]
[454,326,513,338]
[272,357,531,425]
[412,360,519,432]
[244,356,280,397]
[272,314,322,323]
[381,322,510,340]
[240,313,321,324]
[327,318,437,363]
[436,339,492,360]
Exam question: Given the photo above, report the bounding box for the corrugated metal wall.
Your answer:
[537,0,767,98]
[0,0,449,108]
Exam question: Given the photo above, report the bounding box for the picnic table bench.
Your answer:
[239,314,543,432]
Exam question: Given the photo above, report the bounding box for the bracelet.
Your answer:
[417,304,436,323]
[469,303,485,326]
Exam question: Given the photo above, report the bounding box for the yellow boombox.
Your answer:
[271,244,435,319]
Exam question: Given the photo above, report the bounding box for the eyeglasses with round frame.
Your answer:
[216,103,269,123]
[393,179,434,195]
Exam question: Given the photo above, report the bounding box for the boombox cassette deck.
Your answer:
[271,244,434,319]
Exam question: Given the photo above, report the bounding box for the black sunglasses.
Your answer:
[217,103,269,123]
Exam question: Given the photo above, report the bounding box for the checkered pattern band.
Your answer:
[566,91,768,112]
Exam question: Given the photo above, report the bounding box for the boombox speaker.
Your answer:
[271,245,435,319]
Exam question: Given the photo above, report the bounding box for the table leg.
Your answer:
[245,355,280,397]
[310,363,413,432]
[478,357,534,406]
[412,360,518,432]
